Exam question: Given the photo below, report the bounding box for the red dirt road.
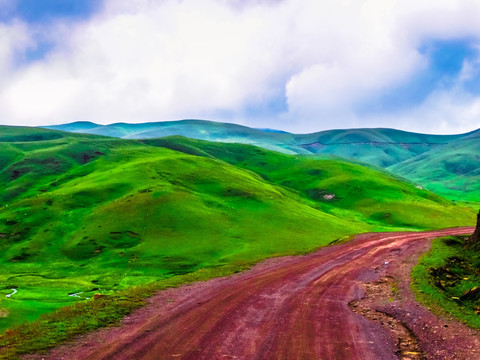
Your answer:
[37,228,480,360]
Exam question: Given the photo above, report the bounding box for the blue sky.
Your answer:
[1,0,480,134]
[357,39,480,115]
[0,0,99,23]
[1,0,100,62]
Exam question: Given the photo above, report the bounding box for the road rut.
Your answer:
[33,228,479,360]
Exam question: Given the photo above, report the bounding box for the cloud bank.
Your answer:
[1,0,480,133]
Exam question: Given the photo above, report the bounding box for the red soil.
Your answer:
[32,228,480,360]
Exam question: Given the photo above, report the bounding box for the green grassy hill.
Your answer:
[295,128,464,167]
[144,136,472,229]
[390,131,480,202]
[0,126,474,332]
[47,120,480,202]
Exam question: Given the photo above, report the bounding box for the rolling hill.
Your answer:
[47,120,480,201]
[0,125,475,332]
[45,120,300,155]
[144,136,467,229]
[390,131,480,202]
[46,120,477,167]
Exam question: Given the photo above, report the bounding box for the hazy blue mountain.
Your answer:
[46,120,478,168]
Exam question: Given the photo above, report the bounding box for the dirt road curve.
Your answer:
[35,228,480,360]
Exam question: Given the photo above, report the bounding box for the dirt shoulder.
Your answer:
[364,232,480,360]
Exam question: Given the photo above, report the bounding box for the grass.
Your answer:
[48,120,480,201]
[389,280,399,302]
[390,135,480,202]
[0,125,476,357]
[0,262,253,359]
[411,235,480,329]
[145,136,474,230]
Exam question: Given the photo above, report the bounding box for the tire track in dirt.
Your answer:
[30,227,478,360]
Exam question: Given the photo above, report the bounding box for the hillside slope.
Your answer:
[145,136,473,229]
[294,127,464,167]
[390,131,480,202]
[0,127,355,331]
[0,126,474,332]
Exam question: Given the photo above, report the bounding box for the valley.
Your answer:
[0,124,478,358]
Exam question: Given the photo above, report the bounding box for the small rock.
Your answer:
[460,287,480,301]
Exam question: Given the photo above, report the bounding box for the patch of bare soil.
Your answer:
[350,277,424,360]
[368,235,480,360]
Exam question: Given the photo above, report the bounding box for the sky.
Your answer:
[0,0,480,134]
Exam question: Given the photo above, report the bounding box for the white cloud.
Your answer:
[1,0,480,133]
[0,20,31,80]
[367,62,480,135]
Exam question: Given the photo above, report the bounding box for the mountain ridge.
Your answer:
[45,120,479,142]
[44,120,480,171]
[38,120,480,202]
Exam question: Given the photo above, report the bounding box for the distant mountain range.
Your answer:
[45,120,480,201]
